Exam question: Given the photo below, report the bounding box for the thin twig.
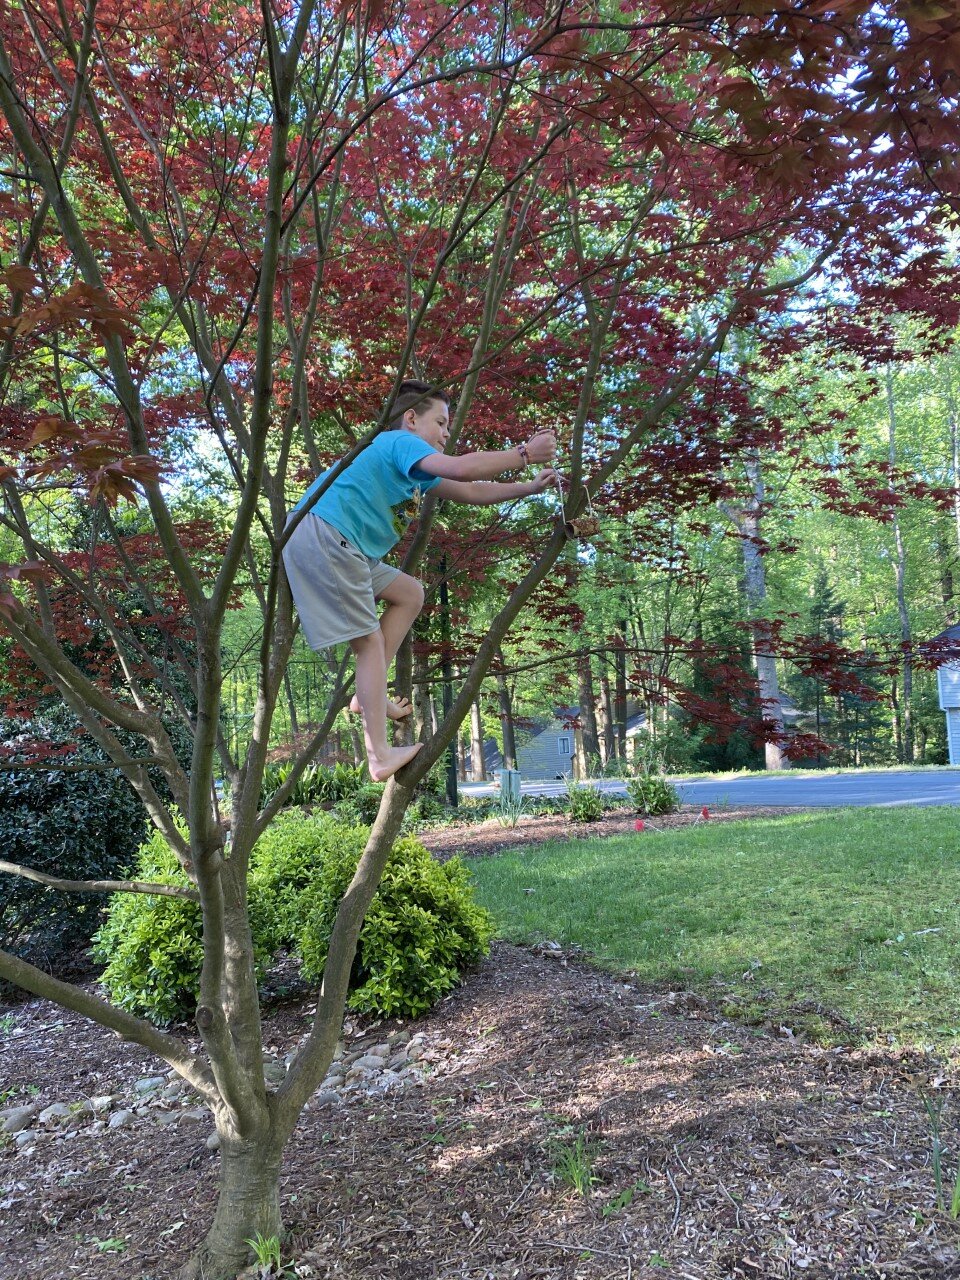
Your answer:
[665,1166,682,1233]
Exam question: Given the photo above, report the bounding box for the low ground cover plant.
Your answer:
[469,806,960,1047]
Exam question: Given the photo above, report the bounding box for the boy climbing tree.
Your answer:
[283,380,559,780]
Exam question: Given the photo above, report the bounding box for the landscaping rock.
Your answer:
[206,1131,221,1151]
[38,1102,74,1125]
[78,1095,113,1115]
[134,1076,166,1094]
[1,1104,39,1134]
[179,1109,208,1126]
[350,1053,387,1072]
[108,1109,135,1129]
[313,1090,341,1108]
[13,1130,35,1150]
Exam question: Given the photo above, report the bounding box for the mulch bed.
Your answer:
[418,804,803,861]
[3,940,960,1279]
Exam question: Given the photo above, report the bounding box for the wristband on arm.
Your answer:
[516,442,530,467]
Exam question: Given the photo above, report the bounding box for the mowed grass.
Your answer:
[468,807,960,1047]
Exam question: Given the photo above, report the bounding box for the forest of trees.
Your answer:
[236,329,960,780]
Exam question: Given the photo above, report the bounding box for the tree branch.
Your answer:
[0,859,199,901]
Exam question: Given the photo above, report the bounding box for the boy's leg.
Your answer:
[349,573,424,720]
[350,627,423,781]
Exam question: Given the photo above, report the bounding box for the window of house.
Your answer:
[557,735,571,756]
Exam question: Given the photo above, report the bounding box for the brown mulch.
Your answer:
[3,939,960,1280]
[419,804,803,861]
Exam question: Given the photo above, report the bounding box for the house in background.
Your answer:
[923,624,960,764]
[514,705,646,780]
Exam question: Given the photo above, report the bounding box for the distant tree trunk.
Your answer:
[614,630,628,761]
[469,698,487,781]
[348,723,363,765]
[283,672,299,737]
[937,529,955,617]
[577,655,601,770]
[413,648,432,744]
[946,363,960,579]
[495,660,517,770]
[891,676,903,763]
[886,366,914,761]
[724,451,789,771]
[439,560,458,807]
[599,667,615,763]
[457,732,468,782]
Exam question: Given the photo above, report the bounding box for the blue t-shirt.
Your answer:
[293,431,443,559]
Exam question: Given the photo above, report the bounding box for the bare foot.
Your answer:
[368,741,423,783]
[350,694,413,721]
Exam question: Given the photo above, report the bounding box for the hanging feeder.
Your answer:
[556,475,601,539]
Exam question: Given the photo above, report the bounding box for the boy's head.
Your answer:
[388,380,451,447]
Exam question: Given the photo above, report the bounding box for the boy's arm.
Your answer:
[416,430,556,481]
[432,469,558,506]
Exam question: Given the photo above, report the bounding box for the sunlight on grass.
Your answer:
[469,807,960,1048]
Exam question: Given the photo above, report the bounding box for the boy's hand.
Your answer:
[523,430,558,464]
[529,468,559,493]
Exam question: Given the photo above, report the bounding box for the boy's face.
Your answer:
[403,398,450,451]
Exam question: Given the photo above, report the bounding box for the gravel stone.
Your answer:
[313,1090,342,1108]
[38,1102,74,1125]
[350,1054,387,1072]
[206,1131,221,1151]
[108,1109,135,1129]
[1,1104,39,1134]
[134,1076,166,1094]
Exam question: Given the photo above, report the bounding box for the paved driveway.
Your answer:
[460,768,960,809]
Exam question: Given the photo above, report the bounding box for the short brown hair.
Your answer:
[386,379,450,430]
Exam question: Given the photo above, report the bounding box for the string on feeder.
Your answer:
[554,471,601,540]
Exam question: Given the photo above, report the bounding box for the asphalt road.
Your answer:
[459,767,960,809]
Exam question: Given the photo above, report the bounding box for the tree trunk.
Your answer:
[937,529,955,617]
[469,697,487,781]
[495,653,517,769]
[577,654,601,771]
[181,1133,284,1280]
[598,667,615,763]
[413,648,432,744]
[457,731,468,782]
[887,366,914,761]
[734,453,789,770]
[614,631,628,762]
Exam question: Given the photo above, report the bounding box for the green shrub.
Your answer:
[252,811,366,951]
[94,812,492,1023]
[260,760,367,809]
[332,782,385,826]
[0,716,148,975]
[624,773,680,816]
[565,779,604,823]
[93,828,276,1025]
[92,831,205,1025]
[297,834,493,1017]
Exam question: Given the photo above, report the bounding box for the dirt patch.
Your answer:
[419,805,803,861]
[2,939,959,1279]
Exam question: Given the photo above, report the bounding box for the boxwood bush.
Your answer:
[94,811,492,1024]
[297,833,494,1017]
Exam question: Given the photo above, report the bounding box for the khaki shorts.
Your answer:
[282,514,400,651]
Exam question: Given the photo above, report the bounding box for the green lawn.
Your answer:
[468,807,960,1048]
